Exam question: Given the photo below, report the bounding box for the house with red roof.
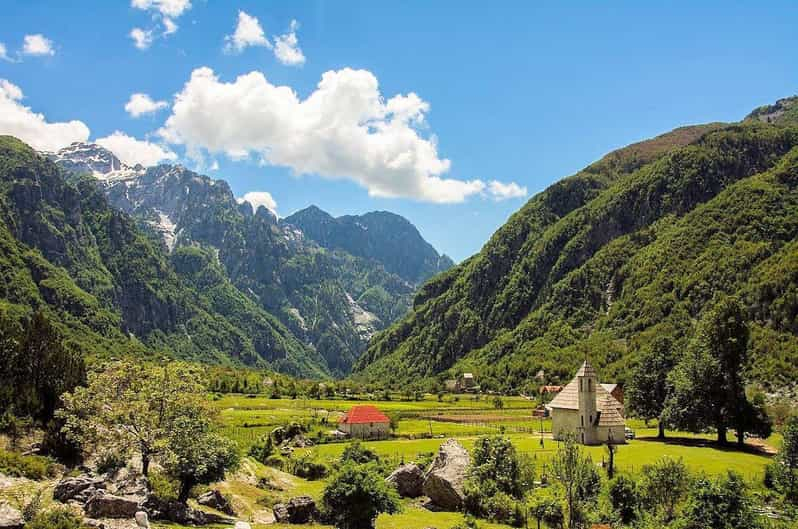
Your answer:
[337,405,391,439]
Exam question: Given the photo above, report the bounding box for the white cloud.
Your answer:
[163,17,178,36]
[95,131,176,167]
[159,67,522,203]
[237,191,278,215]
[22,34,55,56]
[0,79,89,151]
[0,43,11,62]
[487,180,528,200]
[131,0,191,18]
[225,11,271,53]
[130,27,154,50]
[273,20,305,66]
[125,93,168,117]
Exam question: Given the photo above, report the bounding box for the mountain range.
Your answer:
[355,96,798,394]
[0,138,452,378]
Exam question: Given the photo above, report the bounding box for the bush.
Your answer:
[322,462,400,529]
[529,493,564,529]
[149,471,180,502]
[264,454,285,469]
[248,434,274,464]
[0,449,56,480]
[287,454,328,480]
[608,475,638,524]
[26,507,83,529]
[95,450,127,475]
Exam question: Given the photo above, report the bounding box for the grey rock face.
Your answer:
[422,439,470,510]
[386,463,425,498]
[197,489,235,515]
[84,490,142,518]
[135,510,150,528]
[272,495,317,524]
[53,475,106,503]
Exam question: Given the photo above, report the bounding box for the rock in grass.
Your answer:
[422,439,470,510]
[0,504,23,529]
[386,463,425,498]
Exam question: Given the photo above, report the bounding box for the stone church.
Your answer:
[548,360,626,445]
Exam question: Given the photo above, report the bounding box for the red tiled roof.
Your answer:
[338,405,390,425]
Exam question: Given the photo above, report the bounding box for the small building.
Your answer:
[337,405,390,440]
[548,360,625,445]
[455,373,478,392]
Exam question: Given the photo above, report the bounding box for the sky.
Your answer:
[0,2,796,261]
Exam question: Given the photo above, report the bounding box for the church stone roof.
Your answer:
[548,361,625,427]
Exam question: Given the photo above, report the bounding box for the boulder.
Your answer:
[84,490,142,518]
[135,510,150,529]
[106,467,148,498]
[386,463,424,498]
[53,475,105,503]
[197,489,235,515]
[422,439,470,510]
[0,504,23,529]
[234,523,252,529]
[143,496,207,525]
[272,496,317,524]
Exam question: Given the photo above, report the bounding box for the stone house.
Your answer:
[337,405,390,439]
[548,361,626,445]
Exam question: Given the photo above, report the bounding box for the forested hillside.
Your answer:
[355,97,798,393]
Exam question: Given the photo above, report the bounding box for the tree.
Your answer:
[607,475,638,525]
[626,336,677,438]
[639,457,688,522]
[529,492,564,529]
[0,311,85,423]
[679,472,760,529]
[663,296,769,445]
[546,434,600,528]
[161,414,239,502]
[604,443,617,479]
[59,360,211,476]
[493,396,505,410]
[322,462,400,529]
[773,414,798,503]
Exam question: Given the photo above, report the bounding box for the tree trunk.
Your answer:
[737,429,745,448]
[658,421,665,439]
[178,478,194,504]
[717,426,727,445]
[141,449,150,477]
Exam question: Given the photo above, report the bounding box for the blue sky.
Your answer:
[1,1,796,261]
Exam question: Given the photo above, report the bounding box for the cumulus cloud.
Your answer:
[131,0,191,18]
[273,20,305,66]
[22,34,55,56]
[0,43,11,62]
[487,180,527,200]
[237,191,278,215]
[130,28,154,50]
[95,131,176,167]
[162,17,178,36]
[0,79,89,151]
[125,93,168,117]
[225,11,271,53]
[159,67,522,203]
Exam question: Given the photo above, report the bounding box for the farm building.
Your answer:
[455,372,478,392]
[548,361,626,445]
[337,405,391,440]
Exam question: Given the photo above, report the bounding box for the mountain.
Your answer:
[42,143,447,376]
[0,135,321,376]
[282,205,454,284]
[354,97,798,394]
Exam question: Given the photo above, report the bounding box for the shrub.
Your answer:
[608,475,639,524]
[248,434,274,464]
[529,492,564,529]
[322,462,400,529]
[149,471,180,502]
[22,489,44,522]
[26,507,83,529]
[264,454,285,469]
[0,449,56,480]
[341,441,380,465]
[287,453,328,480]
[95,450,127,475]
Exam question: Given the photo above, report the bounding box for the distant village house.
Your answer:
[337,405,390,440]
[548,361,625,445]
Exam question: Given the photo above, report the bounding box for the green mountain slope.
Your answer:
[355,104,798,393]
[0,136,322,377]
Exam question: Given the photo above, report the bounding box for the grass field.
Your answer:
[207,392,779,529]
